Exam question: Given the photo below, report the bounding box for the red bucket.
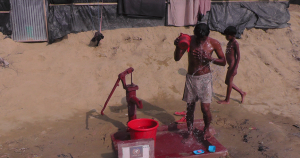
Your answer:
[178,33,191,51]
[127,118,159,144]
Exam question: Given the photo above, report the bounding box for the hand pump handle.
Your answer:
[101,78,120,115]
[100,67,134,115]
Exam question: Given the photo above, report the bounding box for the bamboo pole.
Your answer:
[49,2,117,6]
[48,0,288,6]
[99,0,103,32]
[43,0,49,42]
[0,11,10,13]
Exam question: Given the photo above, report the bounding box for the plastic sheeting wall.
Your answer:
[47,2,166,43]
[290,0,300,4]
[205,1,290,38]
[0,0,292,42]
[0,0,11,35]
[0,0,10,10]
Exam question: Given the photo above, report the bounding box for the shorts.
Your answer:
[182,73,213,104]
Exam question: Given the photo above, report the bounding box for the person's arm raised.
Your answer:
[174,37,187,61]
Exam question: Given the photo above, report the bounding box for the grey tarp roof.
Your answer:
[206,1,290,38]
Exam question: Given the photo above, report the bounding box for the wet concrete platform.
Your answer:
[111,119,228,158]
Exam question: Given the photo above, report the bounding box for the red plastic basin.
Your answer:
[127,118,159,144]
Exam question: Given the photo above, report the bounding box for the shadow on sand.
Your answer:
[86,97,176,130]
[101,152,116,158]
[213,92,241,104]
[85,109,127,130]
[178,68,188,76]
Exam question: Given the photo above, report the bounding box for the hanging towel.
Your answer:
[118,0,165,18]
[168,0,200,26]
[199,0,211,15]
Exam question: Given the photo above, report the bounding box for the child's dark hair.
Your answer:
[224,26,237,35]
[194,23,210,38]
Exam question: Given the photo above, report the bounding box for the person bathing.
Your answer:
[174,23,226,140]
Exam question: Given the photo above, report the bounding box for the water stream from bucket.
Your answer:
[188,40,225,99]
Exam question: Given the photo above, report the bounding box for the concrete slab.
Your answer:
[111,119,229,158]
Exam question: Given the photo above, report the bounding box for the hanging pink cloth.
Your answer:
[168,0,200,26]
[199,0,211,15]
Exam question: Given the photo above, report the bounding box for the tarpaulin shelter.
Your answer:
[0,0,292,43]
[204,0,291,38]
[47,0,167,43]
[0,0,11,35]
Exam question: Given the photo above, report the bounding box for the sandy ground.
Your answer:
[0,4,300,158]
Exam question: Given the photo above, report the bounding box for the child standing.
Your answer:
[217,26,246,104]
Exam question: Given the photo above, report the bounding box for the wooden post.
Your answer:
[43,0,49,42]
[99,0,103,32]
